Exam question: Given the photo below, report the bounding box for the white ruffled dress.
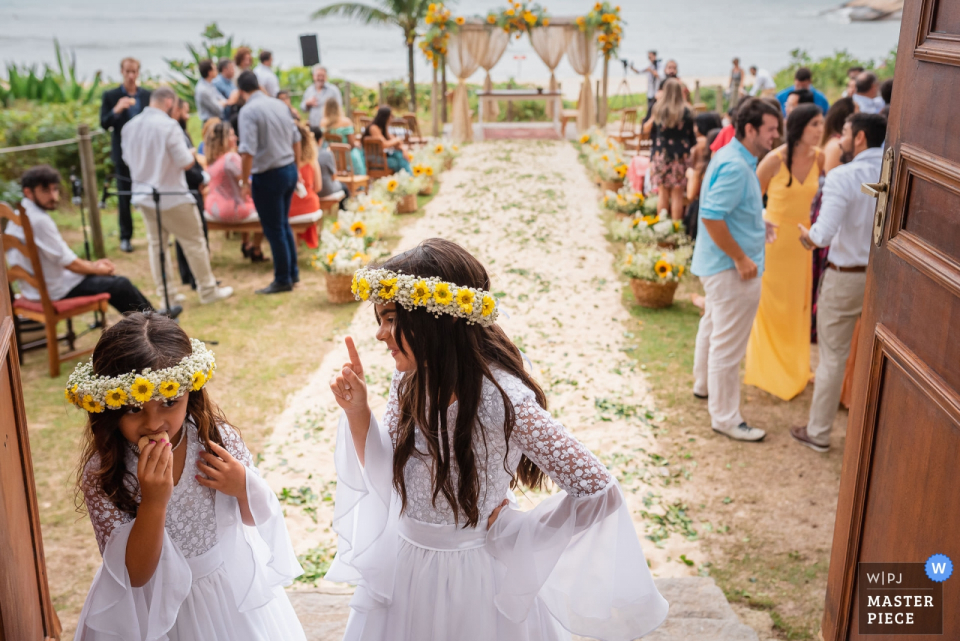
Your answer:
[75,422,306,641]
[327,368,669,641]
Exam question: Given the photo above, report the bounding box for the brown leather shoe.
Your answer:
[790,425,829,453]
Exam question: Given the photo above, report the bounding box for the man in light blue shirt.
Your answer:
[691,98,781,442]
[212,59,236,99]
[776,67,829,115]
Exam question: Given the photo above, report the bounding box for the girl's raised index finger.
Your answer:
[345,336,363,372]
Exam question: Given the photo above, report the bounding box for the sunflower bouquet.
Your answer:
[577,2,624,60]
[430,141,460,169]
[601,186,644,216]
[588,150,628,182]
[331,204,392,245]
[313,234,376,276]
[612,213,689,247]
[370,170,424,201]
[621,243,692,283]
[486,1,549,39]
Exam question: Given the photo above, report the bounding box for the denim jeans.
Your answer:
[251,163,299,286]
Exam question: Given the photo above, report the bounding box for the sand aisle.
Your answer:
[260,139,701,586]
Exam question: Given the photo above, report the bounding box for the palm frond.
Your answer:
[312,2,395,26]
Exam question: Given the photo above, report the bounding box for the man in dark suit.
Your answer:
[100,57,151,253]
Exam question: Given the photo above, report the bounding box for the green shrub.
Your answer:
[0,102,111,187]
[772,48,896,100]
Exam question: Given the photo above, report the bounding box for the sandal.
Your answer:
[250,247,269,263]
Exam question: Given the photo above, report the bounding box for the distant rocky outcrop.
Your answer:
[841,0,903,21]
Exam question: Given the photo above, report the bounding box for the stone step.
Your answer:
[287,576,758,641]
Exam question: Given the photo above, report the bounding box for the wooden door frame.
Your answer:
[0,258,61,640]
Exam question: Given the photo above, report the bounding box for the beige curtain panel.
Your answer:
[566,27,598,133]
[446,30,489,142]
[479,28,510,122]
[529,25,571,119]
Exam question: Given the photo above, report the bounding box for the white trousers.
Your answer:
[138,202,218,301]
[806,269,867,445]
[693,269,763,430]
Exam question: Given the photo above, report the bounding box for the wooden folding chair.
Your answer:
[329,142,369,193]
[390,117,412,146]
[352,110,369,132]
[325,132,344,144]
[610,108,639,150]
[0,202,109,377]
[402,114,428,148]
[362,137,393,179]
[358,116,373,134]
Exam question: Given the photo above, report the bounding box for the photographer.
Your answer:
[631,51,660,124]
[7,165,154,314]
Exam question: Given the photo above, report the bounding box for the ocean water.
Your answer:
[0,0,901,87]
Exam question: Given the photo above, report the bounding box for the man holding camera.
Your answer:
[100,57,151,254]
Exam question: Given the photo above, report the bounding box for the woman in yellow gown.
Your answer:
[745,104,825,400]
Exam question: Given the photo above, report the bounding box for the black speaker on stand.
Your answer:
[300,34,320,67]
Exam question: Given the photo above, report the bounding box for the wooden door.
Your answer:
[822,1,960,638]
[0,259,61,640]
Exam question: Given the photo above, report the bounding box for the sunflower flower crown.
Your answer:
[351,267,499,327]
[64,339,216,413]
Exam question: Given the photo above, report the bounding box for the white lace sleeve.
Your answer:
[502,377,613,497]
[218,423,253,466]
[81,457,134,555]
[382,370,404,448]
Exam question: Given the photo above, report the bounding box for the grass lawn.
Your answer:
[19,188,434,635]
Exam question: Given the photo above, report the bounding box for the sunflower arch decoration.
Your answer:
[486,1,550,40]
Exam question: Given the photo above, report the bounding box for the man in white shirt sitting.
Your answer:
[793,113,887,452]
[6,165,153,314]
[122,86,232,305]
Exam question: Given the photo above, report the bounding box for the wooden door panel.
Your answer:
[824,0,960,638]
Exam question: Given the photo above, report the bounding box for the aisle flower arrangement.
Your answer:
[601,186,645,217]
[430,142,461,169]
[577,2,624,59]
[620,243,692,308]
[370,170,425,213]
[611,213,689,248]
[487,1,550,38]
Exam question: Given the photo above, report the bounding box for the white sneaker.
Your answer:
[713,422,766,442]
[199,286,234,304]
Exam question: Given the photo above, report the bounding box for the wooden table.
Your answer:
[475,89,563,139]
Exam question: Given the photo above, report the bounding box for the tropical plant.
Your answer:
[0,39,102,107]
[313,0,434,112]
[165,23,240,106]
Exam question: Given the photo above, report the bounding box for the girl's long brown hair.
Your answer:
[75,312,230,519]
[380,239,546,528]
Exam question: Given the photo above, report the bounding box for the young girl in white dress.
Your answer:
[70,312,306,641]
[328,238,669,641]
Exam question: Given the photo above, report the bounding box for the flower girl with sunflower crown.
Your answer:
[327,238,669,641]
[70,312,306,641]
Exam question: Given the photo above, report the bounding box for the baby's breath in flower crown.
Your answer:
[64,339,216,413]
[351,267,499,327]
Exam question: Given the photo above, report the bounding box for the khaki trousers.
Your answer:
[137,202,218,301]
[693,269,763,430]
[806,269,867,445]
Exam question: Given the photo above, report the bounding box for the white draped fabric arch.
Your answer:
[447,29,488,142]
[479,29,511,122]
[529,26,572,119]
[566,27,598,134]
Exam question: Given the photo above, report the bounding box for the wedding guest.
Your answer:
[656,59,691,103]
[745,104,824,401]
[842,66,865,98]
[880,78,893,107]
[289,122,322,249]
[777,67,829,115]
[749,65,776,97]
[277,90,300,120]
[173,99,210,290]
[642,79,697,221]
[710,96,751,153]
[364,106,412,174]
[212,58,236,99]
[301,65,343,128]
[691,112,723,169]
[236,71,302,294]
[793,113,886,452]
[691,98,781,442]
[684,128,721,241]
[235,47,254,73]
[254,50,281,97]
[853,72,885,115]
[313,127,347,203]
[100,57,151,254]
[320,97,367,175]
[785,88,815,117]
[122,87,233,305]
[203,121,257,222]
[7,165,154,314]
[728,57,743,103]
[195,59,224,124]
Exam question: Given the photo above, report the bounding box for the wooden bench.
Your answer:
[203,193,342,236]
[1,202,109,377]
